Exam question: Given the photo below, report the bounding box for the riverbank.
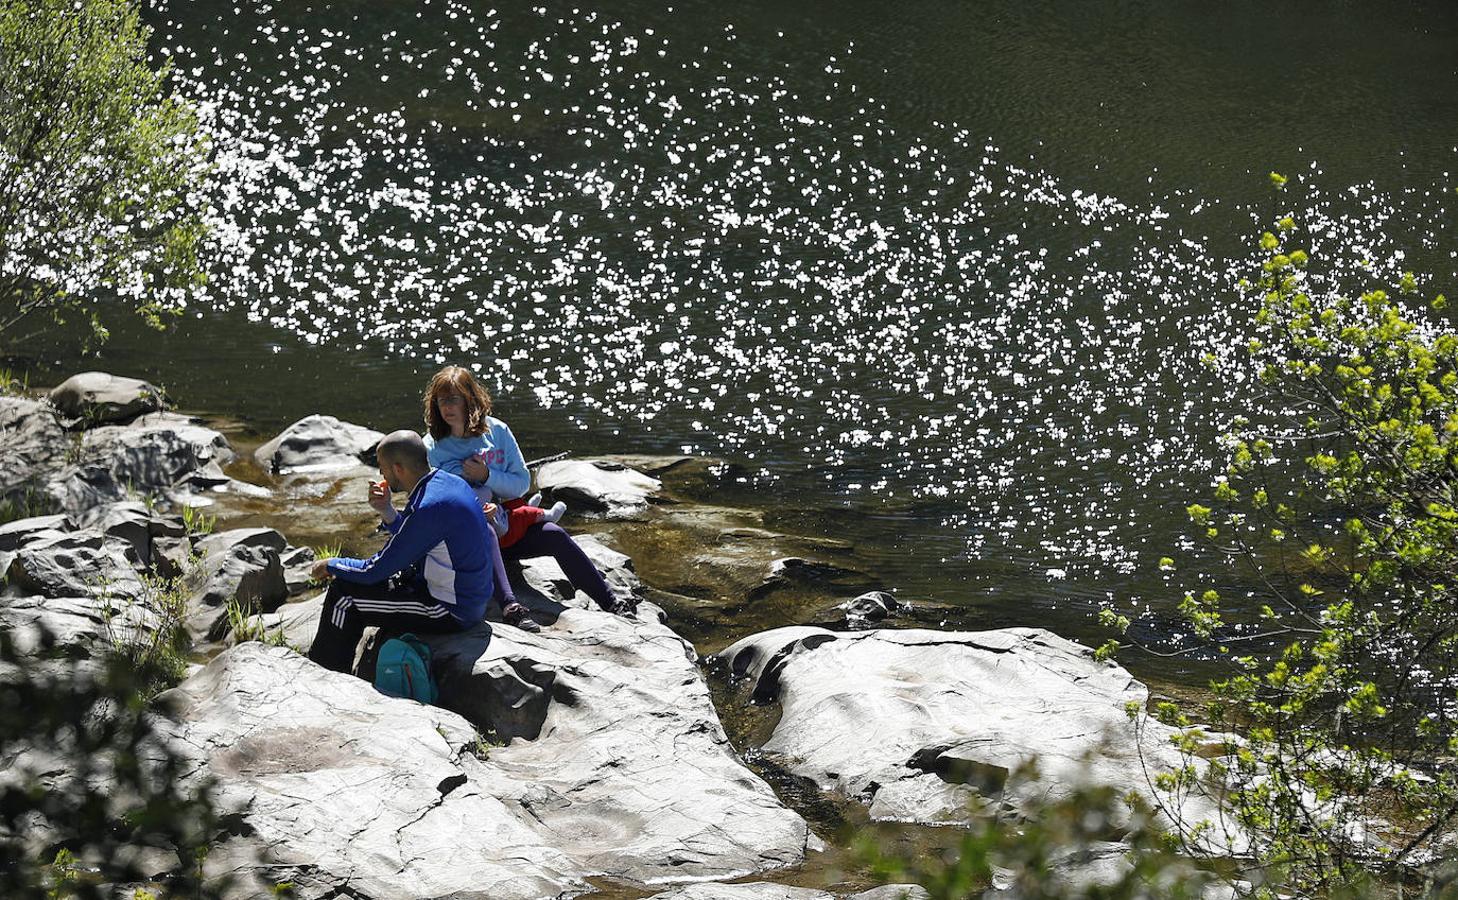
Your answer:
[0,372,1232,898]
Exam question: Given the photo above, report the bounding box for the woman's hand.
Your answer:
[462,455,490,483]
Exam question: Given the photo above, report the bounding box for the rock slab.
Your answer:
[714,626,1223,835]
[157,644,593,900]
[49,372,167,425]
[254,415,383,475]
[536,458,661,517]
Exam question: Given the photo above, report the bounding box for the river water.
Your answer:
[20,0,1458,676]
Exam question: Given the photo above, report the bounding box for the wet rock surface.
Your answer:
[713,626,1224,834]
[838,591,902,629]
[253,414,383,475]
[536,458,662,517]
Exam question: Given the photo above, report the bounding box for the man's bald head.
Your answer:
[376,430,430,475]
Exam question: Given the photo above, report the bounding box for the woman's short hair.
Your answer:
[423,365,493,439]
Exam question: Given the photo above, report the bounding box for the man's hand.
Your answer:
[462,455,489,483]
[310,559,333,582]
[368,479,393,515]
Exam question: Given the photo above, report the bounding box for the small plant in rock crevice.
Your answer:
[96,560,199,700]
[180,504,215,537]
[224,595,292,650]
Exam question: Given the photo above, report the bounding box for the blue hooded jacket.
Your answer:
[326,469,492,625]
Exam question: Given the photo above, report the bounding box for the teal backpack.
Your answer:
[375,634,438,704]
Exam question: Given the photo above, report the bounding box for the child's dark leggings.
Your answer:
[500,522,616,609]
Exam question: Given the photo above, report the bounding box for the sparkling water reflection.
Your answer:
[43,1,1458,657]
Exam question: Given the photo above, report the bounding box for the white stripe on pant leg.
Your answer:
[332,595,356,628]
[344,598,451,616]
[338,596,454,619]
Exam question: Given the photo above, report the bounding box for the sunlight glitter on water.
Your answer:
[147,0,1457,614]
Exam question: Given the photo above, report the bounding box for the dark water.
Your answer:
[21,0,1458,674]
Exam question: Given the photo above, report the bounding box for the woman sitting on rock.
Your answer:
[421,365,635,631]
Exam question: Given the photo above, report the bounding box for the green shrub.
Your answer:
[0,0,210,347]
[1102,187,1458,895]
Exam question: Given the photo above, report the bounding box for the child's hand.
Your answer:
[482,502,498,517]
[462,454,490,482]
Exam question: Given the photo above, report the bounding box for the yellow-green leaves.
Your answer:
[1269,171,1289,189]
[1343,683,1387,720]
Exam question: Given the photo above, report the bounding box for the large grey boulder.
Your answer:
[260,554,816,887]
[184,541,288,643]
[48,372,167,426]
[6,532,146,603]
[378,599,815,885]
[70,501,187,569]
[0,593,158,662]
[155,644,595,899]
[536,458,661,517]
[49,413,234,515]
[253,415,383,475]
[713,627,1226,841]
[0,396,67,514]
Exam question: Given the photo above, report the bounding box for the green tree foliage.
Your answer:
[1102,194,1458,895]
[0,627,223,898]
[0,0,209,346]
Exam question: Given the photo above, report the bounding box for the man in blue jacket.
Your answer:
[307,430,498,673]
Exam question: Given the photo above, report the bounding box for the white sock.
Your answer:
[528,491,543,508]
[544,501,567,523]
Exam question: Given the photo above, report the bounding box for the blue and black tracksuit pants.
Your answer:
[307,577,466,673]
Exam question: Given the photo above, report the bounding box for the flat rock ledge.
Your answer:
[712,626,1225,839]
[160,636,812,898]
[249,562,814,889]
[157,644,592,900]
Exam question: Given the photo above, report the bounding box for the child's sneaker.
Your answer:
[598,595,637,618]
[543,501,567,524]
[502,602,541,633]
